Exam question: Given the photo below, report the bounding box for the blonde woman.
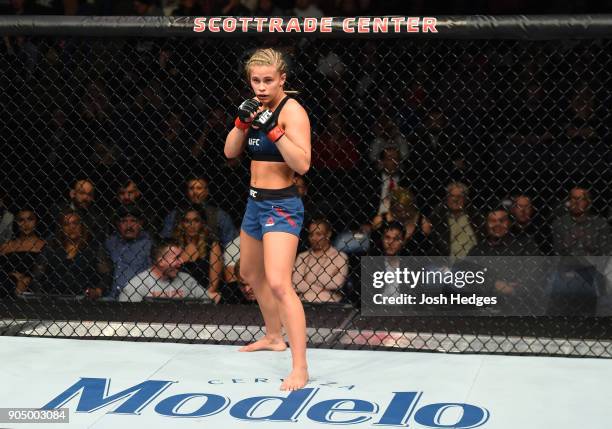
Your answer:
[224,48,311,391]
[372,187,432,242]
[172,206,223,303]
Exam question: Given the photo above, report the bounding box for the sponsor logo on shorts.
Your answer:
[264,216,275,227]
[274,207,297,228]
[249,189,258,198]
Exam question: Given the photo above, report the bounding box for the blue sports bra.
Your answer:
[246,96,291,162]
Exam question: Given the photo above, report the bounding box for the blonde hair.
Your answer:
[389,187,419,223]
[244,48,298,95]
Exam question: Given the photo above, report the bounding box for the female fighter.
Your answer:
[224,48,311,391]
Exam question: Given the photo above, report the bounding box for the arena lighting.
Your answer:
[42,377,489,427]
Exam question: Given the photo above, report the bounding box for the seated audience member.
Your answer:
[222,258,256,304]
[548,187,611,316]
[369,221,408,257]
[509,194,551,254]
[0,208,46,295]
[105,205,153,299]
[49,179,106,244]
[107,176,162,237]
[119,239,214,303]
[429,182,482,258]
[171,206,222,303]
[371,187,432,243]
[465,207,544,312]
[0,194,14,245]
[293,218,348,303]
[553,187,610,256]
[468,207,540,257]
[366,222,410,299]
[161,176,237,247]
[368,115,410,163]
[31,209,110,298]
[370,147,409,216]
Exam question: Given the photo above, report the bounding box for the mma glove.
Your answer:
[252,109,285,143]
[235,98,262,130]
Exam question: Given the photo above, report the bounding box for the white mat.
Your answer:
[0,336,610,428]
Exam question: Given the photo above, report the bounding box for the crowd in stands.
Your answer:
[1,169,610,315]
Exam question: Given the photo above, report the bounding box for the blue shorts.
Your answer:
[241,186,304,241]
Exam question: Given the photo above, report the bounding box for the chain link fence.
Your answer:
[0,16,611,357]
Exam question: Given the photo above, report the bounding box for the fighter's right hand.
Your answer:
[235,98,262,130]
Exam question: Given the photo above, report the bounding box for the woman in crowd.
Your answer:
[172,206,223,303]
[0,208,46,295]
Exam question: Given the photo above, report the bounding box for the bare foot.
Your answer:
[239,336,287,352]
[280,367,309,391]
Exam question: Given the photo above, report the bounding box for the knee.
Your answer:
[266,275,291,301]
[240,265,262,286]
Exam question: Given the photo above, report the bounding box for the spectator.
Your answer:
[0,208,46,295]
[119,239,214,302]
[509,194,550,254]
[48,179,106,244]
[293,218,348,303]
[31,210,110,298]
[548,187,611,315]
[105,205,153,300]
[369,115,410,163]
[106,176,162,237]
[370,221,407,257]
[464,207,544,312]
[468,207,540,257]
[171,206,223,303]
[117,178,143,207]
[369,147,410,217]
[336,148,409,256]
[161,176,237,247]
[222,258,257,304]
[371,187,432,244]
[366,222,410,299]
[0,194,13,245]
[553,187,610,256]
[429,182,482,258]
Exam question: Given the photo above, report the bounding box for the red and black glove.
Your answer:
[235,98,262,130]
[252,109,285,143]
